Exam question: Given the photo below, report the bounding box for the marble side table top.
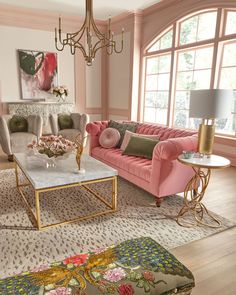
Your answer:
[14,153,118,190]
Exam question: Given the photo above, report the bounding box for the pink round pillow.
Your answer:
[99,128,120,148]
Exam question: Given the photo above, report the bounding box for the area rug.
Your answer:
[0,169,235,279]
[0,237,195,295]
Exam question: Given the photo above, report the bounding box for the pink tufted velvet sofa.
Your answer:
[86,121,198,205]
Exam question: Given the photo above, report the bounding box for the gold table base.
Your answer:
[15,162,117,231]
[176,167,221,228]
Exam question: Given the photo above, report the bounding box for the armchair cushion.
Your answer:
[123,136,160,160]
[58,114,74,130]
[9,115,28,133]
[108,120,137,147]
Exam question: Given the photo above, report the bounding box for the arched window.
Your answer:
[143,9,236,136]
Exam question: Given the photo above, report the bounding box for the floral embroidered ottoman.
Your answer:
[0,237,195,295]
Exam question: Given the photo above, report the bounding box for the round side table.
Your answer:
[177,154,230,228]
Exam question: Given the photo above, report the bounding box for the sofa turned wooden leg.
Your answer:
[156,198,163,207]
[8,155,14,162]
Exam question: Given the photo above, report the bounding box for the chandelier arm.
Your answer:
[73,27,87,45]
[70,45,76,55]
[90,17,107,39]
[93,41,114,56]
[106,44,114,55]
[55,28,65,51]
[74,43,88,58]
[113,41,124,54]
[113,31,124,54]
[70,23,87,39]
[55,42,65,51]
[91,31,115,53]
[92,39,107,53]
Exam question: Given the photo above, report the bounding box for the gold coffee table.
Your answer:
[14,153,118,230]
[177,154,230,228]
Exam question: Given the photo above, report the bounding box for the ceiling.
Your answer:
[0,0,162,20]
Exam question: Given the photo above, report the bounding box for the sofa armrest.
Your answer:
[86,121,109,136]
[149,135,198,197]
[0,115,12,155]
[86,121,109,153]
[49,114,59,135]
[71,113,89,146]
[153,135,198,161]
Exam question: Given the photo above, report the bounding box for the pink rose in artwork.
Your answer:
[31,264,50,273]
[38,53,57,91]
[47,287,71,295]
[63,254,88,266]
[118,284,134,295]
[103,267,126,282]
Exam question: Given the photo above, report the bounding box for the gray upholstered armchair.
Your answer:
[0,114,43,161]
[49,113,89,146]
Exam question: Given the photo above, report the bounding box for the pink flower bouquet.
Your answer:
[28,135,77,159]
[51,86,68,98]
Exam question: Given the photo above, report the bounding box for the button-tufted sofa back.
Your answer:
[136,123,197,140]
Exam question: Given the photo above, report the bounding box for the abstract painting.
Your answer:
[18,49,58,100]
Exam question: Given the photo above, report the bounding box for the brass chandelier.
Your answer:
[55,0,124,66]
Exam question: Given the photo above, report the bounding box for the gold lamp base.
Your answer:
[198,122,215,155]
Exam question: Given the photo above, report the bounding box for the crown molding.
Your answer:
[0,3,106,31]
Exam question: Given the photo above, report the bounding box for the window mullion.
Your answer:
[167,23,177,127]
[211,8,223,89]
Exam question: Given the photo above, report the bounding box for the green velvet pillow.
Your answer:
[58,114,73,130]
[108,120,137,147]
[123,136,159,159]
[9,115,28,133]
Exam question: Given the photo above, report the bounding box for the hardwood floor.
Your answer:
[0,148,236,294]
[171,166,236,295]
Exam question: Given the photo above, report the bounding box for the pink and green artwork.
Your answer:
[18,49,58,99]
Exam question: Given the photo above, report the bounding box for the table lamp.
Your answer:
[189,89,232,155]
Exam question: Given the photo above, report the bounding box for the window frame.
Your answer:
[142,7,236,137]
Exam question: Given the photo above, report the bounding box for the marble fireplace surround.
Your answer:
[7,101,74,134]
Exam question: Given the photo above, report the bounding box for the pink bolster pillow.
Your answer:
[99,128,121,148]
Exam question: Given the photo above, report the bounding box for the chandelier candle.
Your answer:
[55,0,124,65]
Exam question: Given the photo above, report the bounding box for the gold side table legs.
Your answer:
[177,167,221,228]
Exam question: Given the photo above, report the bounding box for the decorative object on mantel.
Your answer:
[27,135,76,168]
[189,89,233,155]
[18,49,58,100]
[55,0,124,66]
[50,85,68,102]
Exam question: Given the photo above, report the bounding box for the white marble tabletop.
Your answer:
[14,153,118,190]
[178,154,231,169]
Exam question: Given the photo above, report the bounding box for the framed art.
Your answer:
[18,49,58,100]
